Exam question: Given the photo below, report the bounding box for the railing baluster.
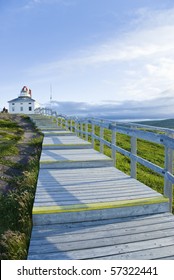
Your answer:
[70,120,73,132]
[131,125,137,179]
[112,124,116,166]
[100,124,104,154]
[75,120,79,136]
[60,117,63,128]
[80,122,83,138]
[164,132,173,212]
[85,122,88,141]
[92,122,95,148]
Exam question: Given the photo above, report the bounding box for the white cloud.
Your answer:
[25,6,174,106]
[44,90,174,120]
[28,9,174,63]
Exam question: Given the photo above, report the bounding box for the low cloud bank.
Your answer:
[43,94,174,121]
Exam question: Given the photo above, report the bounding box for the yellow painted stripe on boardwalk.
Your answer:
[43,144,90,147]
[33,196,168,214]
[40,159,112,164]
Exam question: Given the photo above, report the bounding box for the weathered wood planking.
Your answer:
[40,148,114,169]
[43,135,90,145]
[40,149,111,162]
[43,131,76,136]
[42,135,92,149]
[28,115,173,260]
[28,213,174,260]
[30,212,174,235]
[34,167,163,207]
[39,128,64,131]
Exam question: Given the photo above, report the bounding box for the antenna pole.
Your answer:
[50,84,52,102]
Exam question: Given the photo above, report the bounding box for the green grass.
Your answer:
[138,118,174,129]
[69,120,173,211]
[83,124,173,211]
[0,114,43,260]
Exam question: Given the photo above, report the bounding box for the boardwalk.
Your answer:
[28,115,174,260]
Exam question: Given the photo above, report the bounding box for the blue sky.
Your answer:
[1,0,174,119]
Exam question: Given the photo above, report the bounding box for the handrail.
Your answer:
[34,107,174,212]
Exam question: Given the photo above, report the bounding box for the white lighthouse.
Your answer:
[8,86,39,114]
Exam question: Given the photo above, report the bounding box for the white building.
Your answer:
[8,86,40,114]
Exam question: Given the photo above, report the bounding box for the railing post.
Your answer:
[112,123,116,166]
[70,119,73,132]
[131,125,137,179]
[80,122,83,138]
[100,123,104,154]
[164,132,173,212]
[57,117,59,127]
[85,122,88,141]
[60,117,63,128]
[65,118,68,130]
[75,120,79,136]
[77,121,80,137]
[92,122,95,148]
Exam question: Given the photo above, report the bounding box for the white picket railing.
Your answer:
[34,107,174,212]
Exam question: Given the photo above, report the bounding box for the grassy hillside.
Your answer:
[93,128,165,193]
[0,114,43,260]
[85,122,173,213]
[137,118,174,129]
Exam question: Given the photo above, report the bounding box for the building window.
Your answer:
[20,107,23,111]
[28,102,31,104]
[20,103,23,105]
[12,107,15,112]
[29,106,32,111]
[12,103,15,105]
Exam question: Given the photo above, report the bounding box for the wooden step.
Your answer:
[28,212,174,260]
[39,128,65,131]
[32,196,169,225]
[37,126,62,130]
[42,135,92,150]
[32,167,169,225]
[40,149,114,169]
[42,131,76,136]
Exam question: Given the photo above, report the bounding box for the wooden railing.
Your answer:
[34,107,174,212]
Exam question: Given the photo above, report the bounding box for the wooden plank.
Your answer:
[40,160,114,169]
[28,236,174,259]
[36,167,151,192]
[31,213,174,236]
[40,149,113,162]
[43,131,75,136]
[28,227,174,255]
[43,136,90,145]
[35,167,162,198]
[39,149,114,168]
[155,254,174,260]
[42,135,92,149]
[34,193,161,206]
[33,196,168,214]
[35,188,157,197]
[33,203,169,225]
[39,128,63,131]
[35,190,159,199]
[96,245,174,260]
[30,221,174,245]
[35,184,154,192]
